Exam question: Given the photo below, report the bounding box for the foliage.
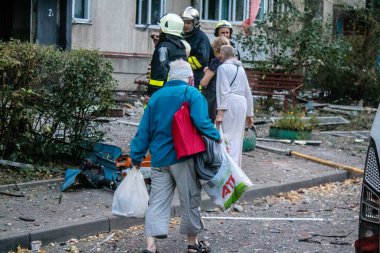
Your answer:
[271,108,318,131]
[308,7,380,106]
[237,0,334,74]
[0,40,117,163]
[236,1,380,106]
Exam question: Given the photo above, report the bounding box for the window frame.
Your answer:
[135,0,166,29]
[256,0,291,21]
[72,0,92,23]
[256,0,267,21]
[200,0,249,24]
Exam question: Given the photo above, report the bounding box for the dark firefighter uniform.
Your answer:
[148,33,187,96]
[183,28,211,90]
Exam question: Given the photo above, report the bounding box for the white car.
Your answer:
[355,104,380,253]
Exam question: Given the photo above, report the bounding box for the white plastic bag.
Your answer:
[203,127,253,210]
[112,167,149,218]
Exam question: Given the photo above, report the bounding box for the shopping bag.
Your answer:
[111,167,149,218]
[172,101,206,159]
[203,149,253,211]
[243,127,256,152]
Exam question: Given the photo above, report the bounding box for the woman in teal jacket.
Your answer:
[130,59,219,253]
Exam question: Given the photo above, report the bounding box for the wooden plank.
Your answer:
[251,85,300,90]
[245,69,304,110]
[249,71,304,78]
[252,73,303,79]
[261,80,302,83]
[251,82,302,87]
[252,76,303,82]
[250,83,303,89]
[252,76,303,81]
[253,91,293,97]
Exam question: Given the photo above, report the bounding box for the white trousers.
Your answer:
[221,93,247,167]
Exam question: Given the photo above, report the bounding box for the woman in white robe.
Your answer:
[215,45,254,167]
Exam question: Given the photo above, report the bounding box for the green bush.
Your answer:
[237,2,380,106]
[308,9,380,105]
[0,40,117,162]
[237,1,322,74]
[271,107,318,131]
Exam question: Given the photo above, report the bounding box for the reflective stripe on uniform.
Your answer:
[188,56,202,70]
[149,79,165,87]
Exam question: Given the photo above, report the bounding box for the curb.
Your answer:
[0,170,352,252]
[0,178,64,191]
[0,216,144,252]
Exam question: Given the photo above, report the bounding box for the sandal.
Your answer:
[187,241,211,253]
[142,250,160,253]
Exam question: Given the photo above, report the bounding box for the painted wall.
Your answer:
[71,0,366,90]
[321,0,366,34]
[71,0,191,90]
[335,0,366,8]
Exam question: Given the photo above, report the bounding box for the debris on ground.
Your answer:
[0,160,34,170]
[317,130,370,140]
[40,178,361,252]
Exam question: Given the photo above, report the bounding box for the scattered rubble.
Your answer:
[40,179,362,252]
[1,93,375,252]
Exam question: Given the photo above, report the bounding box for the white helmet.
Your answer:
[180,6,200,27]
[158,13,184,37]
[214,20,233,36]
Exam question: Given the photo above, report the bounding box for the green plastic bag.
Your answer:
[243,128,256,152]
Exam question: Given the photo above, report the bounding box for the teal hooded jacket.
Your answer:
[130,80,220,167]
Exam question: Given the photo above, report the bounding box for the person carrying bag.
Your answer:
[129,59,220,253]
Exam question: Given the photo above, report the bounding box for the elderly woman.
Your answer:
[215,45,254,167]
[200,36,230,122]
[131,59,218,253]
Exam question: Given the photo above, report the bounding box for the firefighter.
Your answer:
[147,13,188,96]
[214,20,241,60]
[181,6,211,90]
[150,32,160,46]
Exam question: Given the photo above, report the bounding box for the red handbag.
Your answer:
[172,87,206,159]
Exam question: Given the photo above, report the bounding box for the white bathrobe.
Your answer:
[216,59,254,167]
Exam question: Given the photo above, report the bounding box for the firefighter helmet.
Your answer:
[180,6,200,27]
[158,13,184,37]
[214,20,233,37]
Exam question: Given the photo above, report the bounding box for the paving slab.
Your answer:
[0,140,365,252]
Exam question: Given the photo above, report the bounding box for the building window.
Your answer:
[256,0,266,21]
[255,0,292,21]
[335,9,366,36]
[73,0,91,23]
[201,0,249,22]
[135,0,166,26]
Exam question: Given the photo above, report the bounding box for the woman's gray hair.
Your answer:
[169,59,193,80]
[220,45,236,59]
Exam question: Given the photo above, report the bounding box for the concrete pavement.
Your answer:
[0,142,363,252]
